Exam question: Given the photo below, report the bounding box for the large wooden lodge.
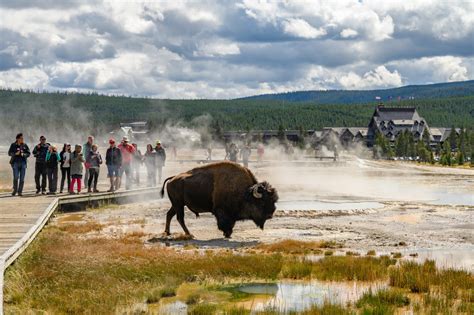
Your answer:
[223,105,459,149]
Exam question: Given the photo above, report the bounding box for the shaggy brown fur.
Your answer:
[160,161,278,238]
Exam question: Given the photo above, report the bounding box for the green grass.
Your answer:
[312,256,396,281]
[356,288,410,315]
[280,259,313,279]
[189,303,219,315]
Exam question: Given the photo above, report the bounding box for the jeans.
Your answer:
[47,167,58,193]
[12,161,26,194]
[84,167,90,189]
[88,168,99,190]
[60,167,71,192]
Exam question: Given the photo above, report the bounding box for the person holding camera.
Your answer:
[8,133,30,196]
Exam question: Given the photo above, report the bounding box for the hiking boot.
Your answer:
[18,181,24,195]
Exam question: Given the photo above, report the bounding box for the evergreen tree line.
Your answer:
[374,127,474,166]
[0,89,473,149]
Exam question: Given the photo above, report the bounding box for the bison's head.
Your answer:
[246,181,279,229]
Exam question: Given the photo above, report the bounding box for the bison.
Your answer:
[160,161,278,238]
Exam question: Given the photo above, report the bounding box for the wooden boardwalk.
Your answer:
[0,188,160,315]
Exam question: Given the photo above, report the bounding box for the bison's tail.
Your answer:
[160,176,175,198]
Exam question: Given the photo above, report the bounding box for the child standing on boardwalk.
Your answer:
[69,144,85,194]
[87,144,103,193]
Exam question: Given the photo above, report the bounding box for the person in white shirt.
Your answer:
[59,143,72,193]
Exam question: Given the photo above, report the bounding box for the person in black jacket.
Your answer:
[32,135,49,194]
[46,145,60,194]
[8,133,30,196]
[105,138,122,192]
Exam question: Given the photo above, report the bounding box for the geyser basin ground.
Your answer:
[3,158,473,313]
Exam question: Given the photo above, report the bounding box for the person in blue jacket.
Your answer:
[8,133,30,196]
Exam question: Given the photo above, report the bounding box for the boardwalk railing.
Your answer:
[0,187,161,315]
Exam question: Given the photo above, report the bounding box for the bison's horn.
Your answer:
[252,184,263,199]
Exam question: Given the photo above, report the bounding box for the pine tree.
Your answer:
[297,126,306,149]
[448,126,458,152]
[277,124,286,143]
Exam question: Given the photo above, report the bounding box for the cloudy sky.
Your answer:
[0,0,473,99]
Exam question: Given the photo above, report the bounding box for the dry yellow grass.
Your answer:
[254,239,342,254]
[57,221,105,234]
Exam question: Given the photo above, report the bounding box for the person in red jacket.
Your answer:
[117,136,136,190]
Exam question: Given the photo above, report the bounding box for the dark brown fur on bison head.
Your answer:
[245,181,279,229]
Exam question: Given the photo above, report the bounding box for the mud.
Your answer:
[52,157,473,271]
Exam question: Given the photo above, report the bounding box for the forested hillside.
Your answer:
[241,80,474,104]
[0,89,473,137]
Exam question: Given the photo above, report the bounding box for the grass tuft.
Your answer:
[312,256,396,281]
[255,239,341,254]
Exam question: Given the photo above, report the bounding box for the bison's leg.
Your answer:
[176,206,192,236]
[215,210,236,239]
[164,207,177,235]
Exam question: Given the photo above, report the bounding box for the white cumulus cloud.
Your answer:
[282,18,326,39]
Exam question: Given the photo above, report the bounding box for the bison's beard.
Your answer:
[253,218,267,230]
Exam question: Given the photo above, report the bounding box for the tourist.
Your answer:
[118,136,135,190]
[257,144,265,163]
[171,146,177,160]
[69,144,85,194]
[143,144,156,187]
[32,135,49,194]
[59,144,71,194]
[105,138,122,192]
[45,145,60,195]
[240,144,251,168]
[206,146,212,161]
[87,144,102,193]
[132,143,142,185]
[83,135,94,190]
[154,140,166,183]
[8,133,30,196]
[228,143,238,162]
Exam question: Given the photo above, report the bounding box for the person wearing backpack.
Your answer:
[46,145,60,195]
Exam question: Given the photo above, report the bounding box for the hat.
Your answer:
[156,140,161,145]
[122,136,129,142]
[109,138,115,144]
